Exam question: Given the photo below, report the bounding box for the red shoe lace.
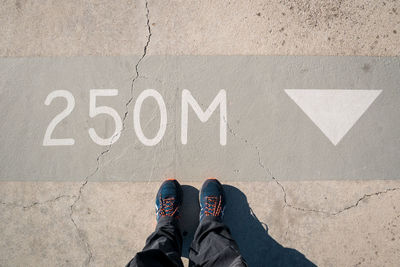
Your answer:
[204,196,222,216]
[159,197,178,217]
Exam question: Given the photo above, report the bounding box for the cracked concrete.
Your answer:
[67,1,153,265]
[229,119,400,216]
[2,181,400,266]
[1,0,400,266]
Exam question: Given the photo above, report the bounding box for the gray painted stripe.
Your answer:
[0,56,399,181]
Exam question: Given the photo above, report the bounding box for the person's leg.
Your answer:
[126,179,184,267]
[189,179,247,267]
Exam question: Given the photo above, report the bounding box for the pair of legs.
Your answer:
[127,178,247,267]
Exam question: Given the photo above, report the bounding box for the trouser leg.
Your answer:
[126,217,184,267]
[189,217,247,267]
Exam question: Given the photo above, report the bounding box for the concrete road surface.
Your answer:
[1,0,400,266]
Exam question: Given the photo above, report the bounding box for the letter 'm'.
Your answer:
[181,89,227,146]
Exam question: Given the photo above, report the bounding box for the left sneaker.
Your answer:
[155,179,183,221]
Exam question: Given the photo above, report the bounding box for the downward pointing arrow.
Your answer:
[285,89,382,146]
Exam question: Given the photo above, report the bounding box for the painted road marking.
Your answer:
[285,89,382,145]
[0,56,398,181]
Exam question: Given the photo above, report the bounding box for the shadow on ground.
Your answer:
[180,185,200,258]
[180,184,317,267]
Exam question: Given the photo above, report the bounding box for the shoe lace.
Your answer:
[204,196,222,216]
[159,197,178,217]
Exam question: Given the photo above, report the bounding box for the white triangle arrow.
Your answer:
[285,89,382,146]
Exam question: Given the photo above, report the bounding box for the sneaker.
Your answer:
[155,179,183,221]
[199,178,225,221]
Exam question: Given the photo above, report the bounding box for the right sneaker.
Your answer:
[155,179,183,222]
[199,178,226,221]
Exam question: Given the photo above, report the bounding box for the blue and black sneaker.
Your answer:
[199,178,226,221]
[155,179,183,221]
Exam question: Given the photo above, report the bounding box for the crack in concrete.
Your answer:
[1,194,75,209]
[87,0,153,173]
[68,168,96,266]
[122,0,152,123]
[69,186,93,266]
[67,1,153,265]
[332,187,400,216]
[227,122,400,216]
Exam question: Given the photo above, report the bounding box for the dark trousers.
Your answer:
[127,217,247,267]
